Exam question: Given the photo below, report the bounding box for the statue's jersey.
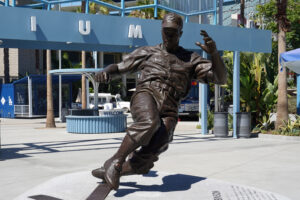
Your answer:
[117,44,213,118]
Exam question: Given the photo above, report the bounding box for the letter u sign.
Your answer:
[79,20,91,35]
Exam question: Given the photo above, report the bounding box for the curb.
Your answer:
[258,133,300,141]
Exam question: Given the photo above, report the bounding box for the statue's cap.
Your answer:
[161,21,180,29]
[161,13,183,30]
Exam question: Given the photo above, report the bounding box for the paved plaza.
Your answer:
[1,117,300,200]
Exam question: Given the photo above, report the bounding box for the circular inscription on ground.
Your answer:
[15,171,291,200]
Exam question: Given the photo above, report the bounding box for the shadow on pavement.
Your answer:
[0,134,230,160]
[28,195,62,200]
[115,172,205,197]
[0,148,31,160]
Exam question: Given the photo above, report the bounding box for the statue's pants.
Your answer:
[126,91,177,174]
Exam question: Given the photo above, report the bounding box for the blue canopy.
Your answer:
[280,48,300,114]
[12,74,82,85]
[280,48,300,73]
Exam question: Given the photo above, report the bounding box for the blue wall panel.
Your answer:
[0,6,271,53]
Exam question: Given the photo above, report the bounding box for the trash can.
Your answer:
[214,112,228,137]
[236,112,251,138]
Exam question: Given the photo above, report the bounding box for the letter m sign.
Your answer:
[128,25,143,39]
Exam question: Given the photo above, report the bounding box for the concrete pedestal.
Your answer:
[15,171,291,200]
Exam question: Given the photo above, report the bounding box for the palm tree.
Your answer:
[46,49,56,128]
[81,1,87,109]
[275,0,290,129]
[240,0,245,27]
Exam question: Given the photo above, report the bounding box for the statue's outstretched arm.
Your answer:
[195,30,227,85]
[95,64,119,83]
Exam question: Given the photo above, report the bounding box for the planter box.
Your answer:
[66,114,127,134]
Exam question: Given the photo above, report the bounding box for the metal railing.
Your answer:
[0,0,217,23]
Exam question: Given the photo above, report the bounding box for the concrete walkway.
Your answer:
[1,117,300,200]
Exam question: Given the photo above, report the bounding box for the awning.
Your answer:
[12,74,82,85]
[280,48,300,73]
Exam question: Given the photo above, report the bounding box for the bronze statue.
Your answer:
[92,13,227,191]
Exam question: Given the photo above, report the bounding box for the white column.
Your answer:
[58,50,62,122]
[28,76,33,117]
[86,78,90,108]
[93,51,98,69]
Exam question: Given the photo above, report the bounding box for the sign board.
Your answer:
[0,6,271,53]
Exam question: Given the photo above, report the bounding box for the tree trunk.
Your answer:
[81,1,87,109]
[275,0,289,129]
[46,49,56,128]
[4,48,10,83]
[240,0,245,27]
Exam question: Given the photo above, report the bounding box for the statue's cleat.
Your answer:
[104,158,122,191]
[92,167,105,181]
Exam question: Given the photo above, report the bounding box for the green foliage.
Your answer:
[222,51,233,103]
[51,51,73,69]
[255,0,300,76]
[76,1,115,15]
[256,0,300,50]
[259,115,300,136]
[207,110,214,130]
[197,110,214,131]
[270,130,300,136]
[228,113,233,131]
[129,0,166,19]
[256,114,275,132]
[223,51,278,126]
[277,116,300,135]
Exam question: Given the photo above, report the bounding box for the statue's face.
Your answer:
[161,24,182,52]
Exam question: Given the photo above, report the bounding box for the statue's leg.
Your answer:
[128,116,177,175]
[94,92,161,190]
[92,117,177,180]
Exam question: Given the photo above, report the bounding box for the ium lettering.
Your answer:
[30,16,91,35]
